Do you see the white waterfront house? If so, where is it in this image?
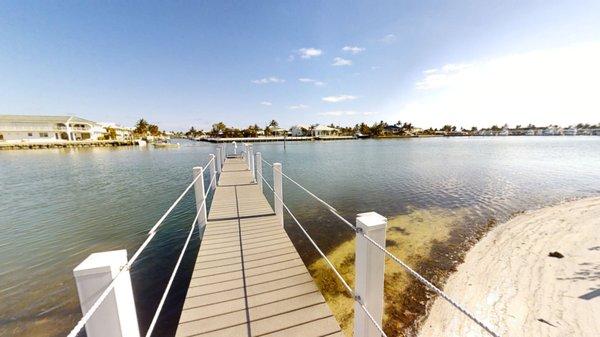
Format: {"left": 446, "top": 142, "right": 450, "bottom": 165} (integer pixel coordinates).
{"left": 563, "top": 127, "right": 577, "bottom": 136}
{"left": 311, "top": 125, "right": 339, "bottom": 137}
{"left": 0, "top": 115, "right": 106, "bottom": 143}
{"left": 290, "top": 124, "right": 311, "bottom": 137}
{"left": 99, "top": 122, "right": 134, "bottom": 140}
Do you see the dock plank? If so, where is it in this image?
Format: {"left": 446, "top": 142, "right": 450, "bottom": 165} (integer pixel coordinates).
{"left": 176, "top": 157, "right": 343, "bottom": 337}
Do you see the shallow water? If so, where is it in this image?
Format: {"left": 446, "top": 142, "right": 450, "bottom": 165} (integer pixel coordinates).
{"left": 1, "top": 137, "right": 599, "bottom": 336}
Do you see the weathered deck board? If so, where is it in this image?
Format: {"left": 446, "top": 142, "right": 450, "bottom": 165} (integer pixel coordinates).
{"left": 176, "top": 157, "right": 343, "bottom": 337}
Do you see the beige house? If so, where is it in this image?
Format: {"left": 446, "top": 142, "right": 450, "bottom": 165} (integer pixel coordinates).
{"left": 311, "top": 125, "right": 339, "bottom": 137}
{"left": 290, "top": 124, "right": 311, "bottom": 137}
{"left": 0, "top": 115, "right": 106, "bottom": 143}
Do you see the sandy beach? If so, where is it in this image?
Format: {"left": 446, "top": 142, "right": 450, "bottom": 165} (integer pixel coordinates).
{"left": 419, "top": 197, "right": 600, "bottom": 337}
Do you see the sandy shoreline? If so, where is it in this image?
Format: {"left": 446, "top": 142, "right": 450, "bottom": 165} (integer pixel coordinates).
{"left": 419, "top": 197, "right": 600, "bottom": 337}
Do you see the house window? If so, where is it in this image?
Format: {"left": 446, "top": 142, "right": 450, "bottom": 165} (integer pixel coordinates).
{"left": 39, "top": 132, "right": 49, "bottom": 137}
{"left": 28, "top": 132, "right": 33, "bottom": 137}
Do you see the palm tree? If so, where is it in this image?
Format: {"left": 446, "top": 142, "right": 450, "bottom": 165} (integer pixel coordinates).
{"left": 148, "top": 124, "right": 160, "bottom": 136}
{"left": 134, "top": 118, "right": 149, "bottom": 134}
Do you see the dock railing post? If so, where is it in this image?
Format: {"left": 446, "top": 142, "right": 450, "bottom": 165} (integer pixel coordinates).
{"left": 193, "top": 166, "right": 208, "bottom": 228}
{"left": 255, "top": 152, "right": 262, "bottom": 193}
{"left": 216, "top": 147, "right": 222, "bottom": 175}
{"left": 273, "top": 162, "right": 283, "bottom": 226}
{"left": 247, "top": 145, "right": 253, "bottom": 171}
{"left": 208, "top": 154, "right": 216, "bottom": 191}
{"left": 221, "top": 144, "right": 226, "bottom": 165}
{"left": 250, "top": 146, "right": 256, "bottom": 182}
{"left": 73, "top": 250, "right": 140, "bottom": 337}
{"left": 354, "top": 212, "right": 387, "bottom": 337}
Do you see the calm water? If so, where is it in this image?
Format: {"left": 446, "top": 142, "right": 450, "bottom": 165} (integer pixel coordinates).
{"left": 1, "top": 137, "right": 600, "bottom": 336}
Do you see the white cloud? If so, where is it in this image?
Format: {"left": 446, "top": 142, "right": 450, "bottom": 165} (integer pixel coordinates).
{"left": 318, "top": 110, "right": 376, "bottom": 116}
{"left": 298, "top": 48, "right": 323, "bottom": 59}
{"left": 415, "top": 64, "right": 472, "bottom": 90}
{"left": 332, "top": 57, "right": 352, "bottom": 66}
{"left": 288, "top": 104, "right": 309, "bottom": 110}
{"left": 260, "top": 101, "right": 272, "bottom": 106}
{"left": 322, "top": 94, "right": 357, "bottom": 103}
{"left": 252, "top": 77, "right": 285, "bottom": 84}
{"left": 393, "top": 43, "right": 600, "bottom": 127}
{"left": 380, "top": 34, "right": 396, "bottom": 44}
{"left": 298, "top": 78, "right": 325, "bottom": 86}
{"left": 342, "top": 46, "right": 365, "bottom": 54}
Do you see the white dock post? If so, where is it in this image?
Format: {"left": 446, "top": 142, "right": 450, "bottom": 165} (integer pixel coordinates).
{"left": 247, "top": 145, "right": 253, "bottom": 171}
{"left": 255, "top": 152, "right": 263, "bottom": 193}
{"left": 221, "top": 144, "right": 226, "bottom": 165}
{"left": 208, "top": 154, "right": 216, "bottom": 191}
{"left": 250, "top": 146, "right": 256, "bottom": 182}
{"left": 354, "top": 212, "right": 387, "bottom": 337}
{"left": 216, "top": 147, "right": 222, "bottom": 175}
{"left": 73, "top": 250, "right": 140, "bottom": 337}
{"left": 193, "top": 166, "right": 207, "bottom": 228}
{"left": 273, "top": 162, "right": 283, "bottom": 226}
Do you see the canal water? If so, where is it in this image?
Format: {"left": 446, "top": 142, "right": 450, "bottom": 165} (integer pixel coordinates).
{"left": 1, "top": 137, "right": 600, "bottom": 336}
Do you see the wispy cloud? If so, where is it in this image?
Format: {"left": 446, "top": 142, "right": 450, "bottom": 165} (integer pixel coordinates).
{"left": 260, "top": 101, "right": 272, "bottom": 106}
{"left": 298, "top": 78, "right": 325, "bottom": 86}
{"left": 322, "top": 94, "right": 357, "bottom": 103}
{"left": 332, "top": 57, "right": 352, "bottom": 66}
{"left": 288, "top": 104, "right": 309, "bottom": 110}
{"left": 252, "top": 77, "right": 285, "bottom": 84}
{"left": 342, "top": 46, "right": 365, "bottom": 54}
{"left": 415, "top": 63, "right": 471, "bottom": 90}
{"left": 298, "top": 48, "right": 323, "bottom": 59}
{"left": 318, "top": 110, "right": 376, "bottom": 116}
{"left": 380, "top": 34, "right": 396, "bottom": 44}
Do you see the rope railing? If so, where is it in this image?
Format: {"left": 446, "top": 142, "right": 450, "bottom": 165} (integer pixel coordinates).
{"left": 68, "top": 156, "right": 217, "bottom": 337}
{"left": 255, "top": 167, "right": 389, "bottom": 337}
{"left": 259, "top": 157, "right": 500, "bottom": 337}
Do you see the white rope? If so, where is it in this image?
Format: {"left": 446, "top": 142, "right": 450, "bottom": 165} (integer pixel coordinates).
{"left": 259, "top": 157, "right": 501, "bottom": 337}
{"left": 256, "top": 170, "right": 388, "bottom": 337}
{"left": 145, "top": 212, "right": 200, "bottom": 336}
{"left": 205, "top": 171, "right": 217, "bottom": 198}
{"left": 359, "top": 232, "right": 500, "bottom": 337}
{"left": 145, "top": 176, "right": 220, "bottom": 336}
{"left": 260, "top": 158, "right": 355, "bottom": 231}
{"left": 68, "top": 156, "right": 215, "bottom": 337}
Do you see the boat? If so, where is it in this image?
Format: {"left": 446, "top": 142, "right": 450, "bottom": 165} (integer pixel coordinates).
{"left": 152, "top": 142, "right": 180, "bottom": 148}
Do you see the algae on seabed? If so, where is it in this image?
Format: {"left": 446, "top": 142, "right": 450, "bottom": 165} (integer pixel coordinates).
{"left": 307, "top": 207, "right": 469, "bottom": 336}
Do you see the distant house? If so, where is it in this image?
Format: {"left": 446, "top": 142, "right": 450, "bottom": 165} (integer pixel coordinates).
{"left": 99, "top": 123, "right": 133, "bottom": 140}
{"left": 383, "top": 124, "right": 402, "bottom": 135}
{"left": 563, "top": 127, "right": 577, "bottom": 136}
{"left": 269, "top": 127, "right": 289, "bottom": 136}
{"left": 290, "top": 124, "right": 311, "bottom": 137}
{"left": 0, "top": 115, "right": 106, "bottom": 143}
{"left": 312, "top": 125, "right": 339, "bottom": 137}
{"left": 543, "top": 126, "right": 563, "bottom": 136}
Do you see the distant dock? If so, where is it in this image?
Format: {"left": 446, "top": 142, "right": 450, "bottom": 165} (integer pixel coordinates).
{"left": 199, "top": 136, "right": 355, "bottom": 143}
{"left": 0, "top": 140, "right": 139, "bottom": 150}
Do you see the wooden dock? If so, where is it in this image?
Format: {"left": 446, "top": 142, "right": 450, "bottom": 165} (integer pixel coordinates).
{"left": 176, "top": 157, "right": 343, "bottom": 337}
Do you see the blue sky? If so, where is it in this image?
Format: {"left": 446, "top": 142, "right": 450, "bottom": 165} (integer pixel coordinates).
{"left": 1, "top": 1, "right": 599, "bottom": 131}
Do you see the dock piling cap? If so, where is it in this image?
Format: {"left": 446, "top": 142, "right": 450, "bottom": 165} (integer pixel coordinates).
{"left": 357, "top": 212, "right": 387, "bottom": 231}
{"left": 73, "top": 249, "right": 127, "bottom": 277}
